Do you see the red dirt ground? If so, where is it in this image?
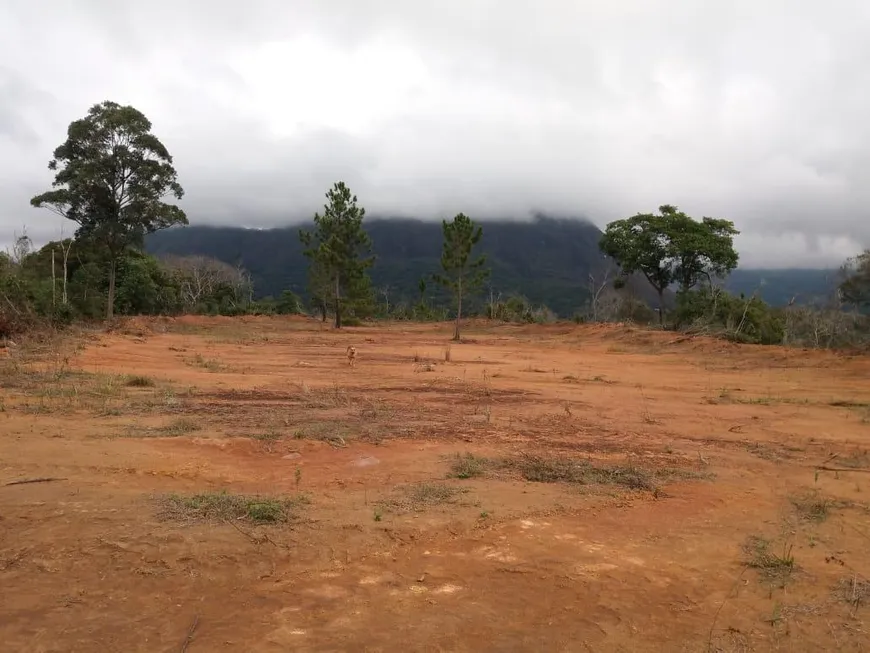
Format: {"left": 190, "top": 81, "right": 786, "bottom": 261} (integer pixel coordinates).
{"left": 1, "top": 316, "right": 869, "bottom": 652}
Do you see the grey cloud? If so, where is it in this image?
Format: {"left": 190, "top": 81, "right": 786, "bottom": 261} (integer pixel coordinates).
{"left": 0, "top": 67, "right": 59, "bottom": 145}
{"left": 2, "top": 0, "right": 870, "bottom": 268}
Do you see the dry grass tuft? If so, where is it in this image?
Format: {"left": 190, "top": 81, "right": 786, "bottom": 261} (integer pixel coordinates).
{"left": 444, "top": 451, "right": 712, "bottom": 492}
{"left": 834, "top": 575, "right": 870, "bottom": 609}
{"left": 742, "top": 535, "right": 796, "bottom": 584}
{"left": 379, "top": 482, "right": 468, "bottom": 513}
{"left": 790, "top": 491, "right": 833, "bottom": 522}
{"left": 124, "top": 375, "right": 156, "bottom": 388}
{"left": 504, "top": 454, "right": 657, "bottom": 490}
{"left": 158, "top": 490, "right": 308, "bottom": 524}
{"left": 447, "top": 453, "right": 492, "bottom": 479}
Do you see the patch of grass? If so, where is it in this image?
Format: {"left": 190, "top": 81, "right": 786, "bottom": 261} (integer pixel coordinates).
{"left": 357, "top": 396, "right": 393, "bottom": 421}
{"left": 745, "top": 442, "right": 793, "bottom": 462}
{"left": 85, "top": 374, "right": 127, "bottom": 399}
{"left": 834, "top": 576, "right": 870, "bottom": 609}
{"left": 829, "top": 400, "right": 870, "bottom": 409}
{"left": 739, "top": 396, "right": 773, "bottom": 405}
{"left": 125, "top": 375, "right": 155, "bottom": 388}
{"left": 447, "top": 452, "right": 492, "bottom": 479}
{"left": 838, "top": 450, "right": 870, "bottom": 469}
{"left": 124, "top": 417, "right": 202, "bottom": 438}
{"left": 712, "top": 388, "right": 811, "bottom": 407}
{"left": 790, "top": 491, "right": 832, "bottom": 522}
{"left": 302, "top": 383, "right": 352, "bottom": 409}
{"left": 380, "top": 482, "right": 468, "bottom": 513}
{"left": 158, "top": 418, "right": 201, "bottom": 436}
{"left": 292, "top": 421, "right": 349, "bottom": 447}
{"left": 653, "top": 467, "right": 716, "bottom": 482}
{"left": 251, "top": 430, "right": 283, "bottom": 442}
{"left": 504, "top": 455, "right": 656, "bottom": 490}
{"left": 444, "top": 453, "right": 711, "bottom": 492}
{"left": 188, "top": 353, "right": 226, "bottom": 372}
{"left": 158, "top": 490, "right": 307, "bottom": 524}
{"left": 742, "top": 535, "right": 796, "bottom": 584}
{"left": 736, "top": 395, "right": 810, "bottom": 406}
{"left": 7, "top": 367, "right": 151, "bottom": 416}
{"left": 406, "top": 482, "right": 464, "bottom": 505}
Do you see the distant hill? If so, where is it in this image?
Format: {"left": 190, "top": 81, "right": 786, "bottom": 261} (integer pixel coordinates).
{"left": 146, "top": 216, "right": 623, "bottom": 316}
{"left": 723, "top": 268, "right": 840, "bottom": 306}
{"left": 145, "top": 217, "right": 843, "bottom": 315}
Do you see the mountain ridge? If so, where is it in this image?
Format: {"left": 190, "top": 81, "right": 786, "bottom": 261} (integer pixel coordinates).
{"left": 145, "top": 217, "right": 841, "bottom": 315}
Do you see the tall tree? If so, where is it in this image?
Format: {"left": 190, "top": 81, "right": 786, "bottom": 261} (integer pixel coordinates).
{"left": 298, "top": 181, "right": 374, "bottom": 328}
{"left": 599, "top": 205, "right": 739, "bottom": 325}
{"left": 30, "top": 100, "right": 187, "bottom": 319}
{"left": 418, "top": 278, "right": 427, "bottom": 307}
{"left": 671, "top": 215, "right": 740, "bottom": 292}
{"left": 307, "top": 258, "right": 331, "bottom": 322}
{"left": 839, "top": 250, "right": 870, "bottom": 309}
{"left": 434, "top": 213, "right": 488, "bottom": 341}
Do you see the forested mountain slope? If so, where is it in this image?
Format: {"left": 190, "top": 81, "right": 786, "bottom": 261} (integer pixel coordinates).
{"left": 147, "top": 216, "right": 839, "bottom": 314}
{"left": 147, "top": 216, "right": 614, "bottom": 316}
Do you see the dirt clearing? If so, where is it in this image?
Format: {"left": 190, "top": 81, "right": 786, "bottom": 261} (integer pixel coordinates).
{"left": 2, "top": 316, "right": 869, "bottom": 651}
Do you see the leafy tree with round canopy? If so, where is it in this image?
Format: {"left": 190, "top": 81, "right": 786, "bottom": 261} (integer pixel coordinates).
{"left": 30, "top": 100, "right": 187, "bottom": 319}
{"left": 599, "top": 205, "right": 739, "bottom": 325}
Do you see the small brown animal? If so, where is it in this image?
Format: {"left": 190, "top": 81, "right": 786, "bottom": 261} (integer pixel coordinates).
{"left": 346, "top": 345, "right": 357, "bottom": 368}
{"left": 0, "top": 338, "right": 17, "bottom": 357}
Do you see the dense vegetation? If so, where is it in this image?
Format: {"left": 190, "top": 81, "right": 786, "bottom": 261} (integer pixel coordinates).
{"left": 5, "top": 99, "right": 870, "bottom": 351}
{"left": 148, "top": 216, "right": 627, "bottom": 317}
{"left": 146, "top": 221, "right": 841, "bottom": 311}
{"left": 30, "top": 101, "right": 188, "bottom": 319}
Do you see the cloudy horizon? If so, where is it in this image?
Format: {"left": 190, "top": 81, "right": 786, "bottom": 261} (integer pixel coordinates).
{"left": 2, "top": 0, "right": 869, "bottom": 268}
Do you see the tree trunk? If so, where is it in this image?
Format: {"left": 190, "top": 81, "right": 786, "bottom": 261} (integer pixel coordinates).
{"left": 318, "top": 299, "right": 327, "bottom": 322}
{"left": 51, "top": 249, "right": 56, "bottom": 308}
{"left": 453, "top": 278, "right": 462, "bottom": 341}
{"left": 106, "top": 258, "right": 117, "bottom": 320}
{"left": 62, "top": 245, "right": 69, "bottom": 305}
{"left": 334, "top": 276, "right": 342, "bottom": 329}
{"left": 657, "top": 288, "right": 664, "bottom": 327}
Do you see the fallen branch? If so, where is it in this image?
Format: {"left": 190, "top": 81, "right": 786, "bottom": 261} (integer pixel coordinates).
{"left": 815, "top": 466, "right": 870, "bottom": 474}
{"left": 707, "top": 567, "right": 749, "bottom": 652}
{"left": 223, "top": 518, "right": 278, "bottom": 548}
{"left": 224, "top": 518, "right": 260, "bottom": 543}
{"left": 180, "top": 614, "right": 199, "bottom": 653}
{"left": 5, "top": 477, "right": 67, "bottom": 486}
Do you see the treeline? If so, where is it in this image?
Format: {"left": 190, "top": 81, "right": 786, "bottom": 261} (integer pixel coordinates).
{"left": 146, "top": 217, "right": 654, "bottom": 318}
{"left": 0, "top": 233, "right": 304, "bottom": 334}
{"left": 6, "top": 98, "right": 870, "bottom": 351}
{"left": 597, "top": 204, "right": 870, "bottom": 348}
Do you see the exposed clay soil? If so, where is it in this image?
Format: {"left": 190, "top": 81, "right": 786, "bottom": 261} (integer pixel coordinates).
{"left": 2, "top": 316, "right": 869, "bottom": 652}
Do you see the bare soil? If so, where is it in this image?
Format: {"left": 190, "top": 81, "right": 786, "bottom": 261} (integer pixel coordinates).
{"left": 1, "top": 316, "right": 869, "bottom": 652}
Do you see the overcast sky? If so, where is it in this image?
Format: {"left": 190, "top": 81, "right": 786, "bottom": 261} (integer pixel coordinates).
{"left": 1, "top": 0, "right": 869, "bottom": 267}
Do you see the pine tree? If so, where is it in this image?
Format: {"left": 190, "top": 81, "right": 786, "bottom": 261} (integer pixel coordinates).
{"left": 299, "top": 182, "right": 375, "bottom": 328}
{"left": 434, "top": 213, "right": 488, "bottom": 340}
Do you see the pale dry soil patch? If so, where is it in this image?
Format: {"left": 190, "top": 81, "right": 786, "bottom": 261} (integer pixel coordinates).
{"left": 1, "top": 316, "right": 869, "bottom": 652}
